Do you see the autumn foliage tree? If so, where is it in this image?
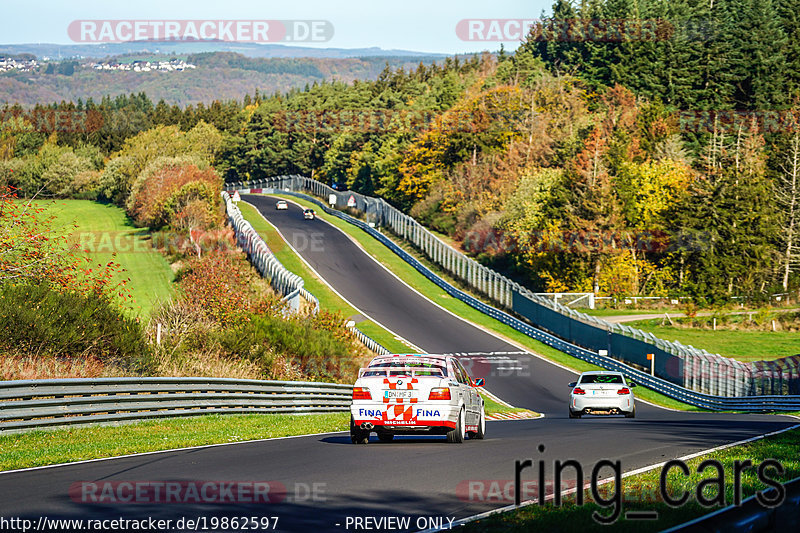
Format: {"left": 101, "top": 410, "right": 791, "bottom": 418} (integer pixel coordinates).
{"left": 126, "top": 162, "right": 223, "bottom": 231}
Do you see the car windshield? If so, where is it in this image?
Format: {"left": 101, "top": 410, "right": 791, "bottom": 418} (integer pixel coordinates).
{"left": 579, "top": 374, "right": 623, "bottom": 384}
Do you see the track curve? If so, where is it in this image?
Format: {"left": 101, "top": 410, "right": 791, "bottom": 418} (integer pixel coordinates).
{"left": 0, "top": 194, "right": 795, "bottom": 532}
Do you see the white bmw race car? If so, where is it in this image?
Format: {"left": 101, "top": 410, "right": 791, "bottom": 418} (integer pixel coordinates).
{"left": 568, "top": 371, "right": 637, "bottom": 418}
{"left": 350, "top": 354, "right": 486, "bottom": 443}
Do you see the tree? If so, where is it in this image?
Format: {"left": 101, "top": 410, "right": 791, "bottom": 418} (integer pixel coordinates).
{"left": 777, "top": 129, "right": 800, "bottom": 290}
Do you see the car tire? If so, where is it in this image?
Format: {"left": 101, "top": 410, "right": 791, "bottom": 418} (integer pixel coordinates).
{"left": 471, "top": 404, "right": 486, "bottom": 440}
{"left": 377, "top": 431, "right": 394, "bottom": 442}
{"left": 569, "top": 409, "right": 582, "bottom": 419}
{"left": 625, "top": 406, "right": 636, "bottom": 418}
{"left": 446, "top": 407, "right": 466, "bottom": 443}
{"left": 349, "top": 416, "right": 370, "bottom": 444}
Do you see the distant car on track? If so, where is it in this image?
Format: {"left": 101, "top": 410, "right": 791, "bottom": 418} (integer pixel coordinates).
{"left": 350, "top": 353, "right": 486, "bottom": 444}
{"left": 568, "top": 371, "right": 636, "bottom": 418}
{"left": 303, "top": 208, "right": 316, "bottom": 220}
{"left": 276, "top": 200, "right": 289, "bottom": 210}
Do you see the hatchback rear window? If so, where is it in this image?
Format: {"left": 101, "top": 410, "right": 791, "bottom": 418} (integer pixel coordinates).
{"left": 579, "top": 374, "right": 623, "bottom": 384}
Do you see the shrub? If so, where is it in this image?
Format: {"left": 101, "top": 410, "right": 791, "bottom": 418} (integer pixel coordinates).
{"left": 0, "top": 283, "right": 151, "bottom": 372}
{"left": 216, "top": 314, "right": 360, "bottom": 382}
{"left": 127, "top": 162, "right": 222, "bottom": 230}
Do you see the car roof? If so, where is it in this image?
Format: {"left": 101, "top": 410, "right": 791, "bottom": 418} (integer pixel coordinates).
{"left": 579, "top": 370, "right": 624, "bottom": 376}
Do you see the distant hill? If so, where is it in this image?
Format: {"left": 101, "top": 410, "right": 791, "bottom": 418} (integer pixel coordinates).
{"left": 0, "top": 41, "right": 448, "bottom": 61}
{"left": 0, "top": 51, "right": 451, "bottom": 107}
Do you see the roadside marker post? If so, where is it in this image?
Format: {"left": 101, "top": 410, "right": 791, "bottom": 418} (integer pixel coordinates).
{"left": 647, "top": 353, "right": 654, "bottom": 376}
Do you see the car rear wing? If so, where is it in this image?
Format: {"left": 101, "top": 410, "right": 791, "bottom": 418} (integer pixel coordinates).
{"left": 358, "top": 365, "right": 446, "bottom": 379}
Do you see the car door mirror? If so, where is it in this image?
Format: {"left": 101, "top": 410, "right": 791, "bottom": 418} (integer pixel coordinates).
{"left": 472, "top": 378, "right": 485, "bottom": 387}
{"left": 568, "top": 381, "right": 577, "bottom": 388}
{"left": 628, "top": 382, "right": 637, "bottom": 387}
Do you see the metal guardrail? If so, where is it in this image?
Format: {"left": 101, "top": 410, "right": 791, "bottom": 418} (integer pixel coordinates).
{"left": 230, "top": 181, "right": 800, "bottom": 411}
{"left": 663, "top": 476, "right": 800, "bottom": 532}
{"left": 231, "top": 176, "right": 800, "bottom": 399}
{"left": 0, "top": 377, "right": 352, "bottom": 434}
{"left": 222, "top": 191, "right": 305, "bottom": 299}
{"left": 349, "top": 326, "right": 390, "bottom": 355}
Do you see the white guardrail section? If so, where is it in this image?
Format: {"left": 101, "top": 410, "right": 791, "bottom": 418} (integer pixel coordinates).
{"left": 227, "top": 176, "right": 800, "bottom": 405}
{"left": 222, "top": 191, "right": 388, "bottom": 354}
{"left": 0, "top": 378, "right": 352, "bottom": 434}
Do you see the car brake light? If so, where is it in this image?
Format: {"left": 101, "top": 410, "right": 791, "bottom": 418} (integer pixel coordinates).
{"left": 617, "top": 388, "right": 630, "bottom": 395}
{"left": 428, "top": 388, "right": 451, "bottom": 400}
{"left": 572, "top": 387, "right": 586, "bottom": 395}
{"left": 352, "top": 387, "right": 371, "bottom": 400}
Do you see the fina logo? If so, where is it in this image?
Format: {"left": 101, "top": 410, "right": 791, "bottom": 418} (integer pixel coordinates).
{"left": 416, "top": 410, "right": 441, "bottom": 417}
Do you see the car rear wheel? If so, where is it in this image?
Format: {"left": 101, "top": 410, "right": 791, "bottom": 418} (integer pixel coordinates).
{"left": 569, "top": 409, "right": 582, "bottom": 419}
{"left": 468, "top": 403, "right": 486, "bottom": 440}
{"left": 624, "top": 406, "right": 636, "bottom": 418}
{"left": 350, "top": 416, "right": 370, "bottom": 444}
{"left": 446, "top": 407, "right": 466, "bottom": 443}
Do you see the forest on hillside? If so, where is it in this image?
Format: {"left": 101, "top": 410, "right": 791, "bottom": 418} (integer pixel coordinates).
{"left": 2, "top": 0, "right": 800, "bottom": 304}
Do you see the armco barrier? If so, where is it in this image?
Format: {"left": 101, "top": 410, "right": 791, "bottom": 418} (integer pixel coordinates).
{"left": 0, "top": 377, "right": 352, "bottom": 434}
{"left": 222, "top": 190, "right": 305, "bottom": 299}
{"left": 231, "top": 182, "right": 800, "bottom": 411}
{"left": 231, "top": 176, "right": 800, "bottom": 399}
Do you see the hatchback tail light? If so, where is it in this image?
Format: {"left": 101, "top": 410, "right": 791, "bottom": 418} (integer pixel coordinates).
{"left": 617, "top": 388, "right": 630, "bottom": 395}
{"left": 352, "top": 387, "right": 371, "bottom": 400}
{"left": 572, "top": 387, "right": 586, "bottom": 395}
{"left": 428, "top": 388, "right": 451, "bottom": 400}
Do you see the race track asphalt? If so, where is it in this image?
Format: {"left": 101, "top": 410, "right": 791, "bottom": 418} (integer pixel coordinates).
{"left": 0, "top": 195, "right": 795, "bottom": 532}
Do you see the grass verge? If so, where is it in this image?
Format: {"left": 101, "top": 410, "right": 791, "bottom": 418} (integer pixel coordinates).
{"left": 460, "top": 426, "right": 800, "bottom": 532}
{"left": 0, "top": 412, "right": 350, "bottom": 472}
{"left": 40, "top": 199, "right": 175, "bottom": 317}
{"left": 0, "top": 398, "right": 537, "bottom": 471}
{"left": 268, "top": 195, "right": 701, "bottom": 412}
{"left": 627, "top": 321, "right": 800, "bottom": 362}
{"left": 481, "top": 392, "right": 536, "bottom": 417}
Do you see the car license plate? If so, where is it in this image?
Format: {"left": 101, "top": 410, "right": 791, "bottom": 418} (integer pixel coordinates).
{"left": 593, "top": 390, "right": 610, "bottom": 396}
{"left": 384, "top": 390, "right": 414, "bottom": 399}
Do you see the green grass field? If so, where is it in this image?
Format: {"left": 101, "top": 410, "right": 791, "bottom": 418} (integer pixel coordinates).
{"left": 626, "top": 321, "right": 800, "bottom": 362}
{"left": 38, "top": 200, "right": 175, "bottom": 317}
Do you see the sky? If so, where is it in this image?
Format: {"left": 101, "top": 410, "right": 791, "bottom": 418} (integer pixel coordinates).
{"left": 2, "top": 0, "right": 554, "bottom": 54}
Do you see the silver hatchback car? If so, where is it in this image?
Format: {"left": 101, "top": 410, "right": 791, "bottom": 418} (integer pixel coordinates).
{"left": 568, "top": 371, "right": 637, "bottom": 418}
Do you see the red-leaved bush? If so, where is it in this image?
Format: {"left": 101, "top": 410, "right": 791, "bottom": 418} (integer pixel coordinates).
{"left": 127, "top": 163, "right": 223, "bottom": 230}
